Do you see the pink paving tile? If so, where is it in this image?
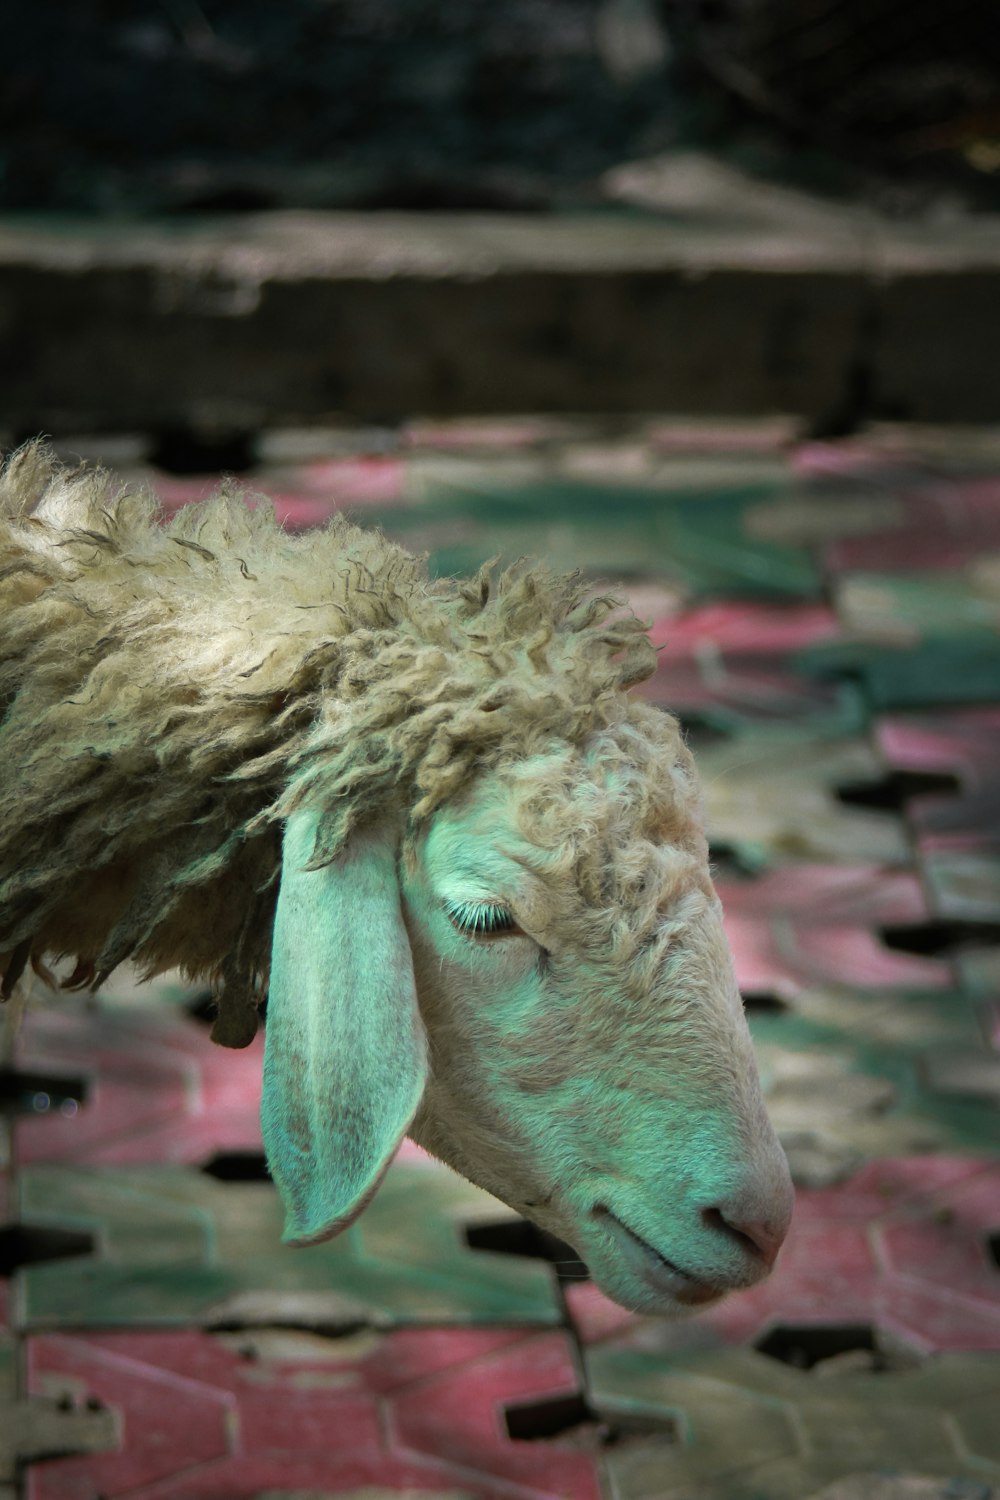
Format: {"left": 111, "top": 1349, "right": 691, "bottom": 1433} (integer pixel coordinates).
{"left": 776, "top": 923, "right": 950, "bottom": 989}
{"left": 28, "top": 1333, "right": 234, "bottom": 1496}
{"left": 877, "top": 709, "right": 1000, "bottom": 784}
{"left": 16, "top": 1003, "right": 264, "bottom": 1166}
{"left": 16, "top": 1002, "right": 458, "bottom": 1172}
{"left": 880, "top": 1163, "right": 1000, "bottom": 1280}
{"left": 391, "top": 1331, "right": 603, "bottom": 1497}
{"left": 16, "top": 1051, "right": 191, "bottom": 1165}
{"left": 716, "top": 866, "right": 953, "bottom": 994}
{"left": 877, "top": 709, "right": 1000, "bottom": 850}
{"left": 640, "top": 654, "right": 849, "bottom": 724}
{"left": 110, "top": 1457, "right": 522, "bottom": 1500}
{"left": 809, "top": 1156, "right": 993, "bottom": 1216}
{"left": 723, "top": 912, "right": 949, "bottom": 991}
{"left": 790, "top": 441, "right": 890, "bottom": 476}
{"left": 639, "top": 602, "right": 849, "bottom": 724}
{"left": 716, "top": 865, "right": 930, "bottom": 925}
{"left": 872, "top": 1277, "right": 1000, "bottom": 1353}
{"left": 350, "top": 1326, "right": 530, "bottom": 1393}
{"left": 740, "top": 1226, "right": 883, "bottom": 1331}
{"left": 880, "top": 1218, "right": 995, "bottom": 1298}
{"left": 824, "top": 477, "right": 1000, "bottom": 574}
{"left": 649, "top": 602, "right": 842, "bottom": 656}
{"left": 288, "top": 454, "right": 407, "bottom": 505}
{"left": 27, "top": 1328, "right": 603, "bottom": 1500}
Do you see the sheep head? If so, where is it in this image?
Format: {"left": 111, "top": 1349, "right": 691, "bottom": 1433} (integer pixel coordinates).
{"left": 264, "top": 710, "right": 793, "bottom": 1318}
{"left": 0, "top": 445, "right": 791, "bottom": 1315}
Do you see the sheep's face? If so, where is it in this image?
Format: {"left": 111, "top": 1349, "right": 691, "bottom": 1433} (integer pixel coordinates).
{"left": 400, "top": 729, "right": 793, "bottom": 1316}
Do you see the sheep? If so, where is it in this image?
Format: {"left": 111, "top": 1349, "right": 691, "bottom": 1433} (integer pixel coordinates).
{"left": 0, "top": 441, "right": 792, "bottom": 1316}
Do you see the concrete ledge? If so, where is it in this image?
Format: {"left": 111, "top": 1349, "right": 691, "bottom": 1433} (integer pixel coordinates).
{"left": 3, "top": 194, "right": 1000, "bottom": 432}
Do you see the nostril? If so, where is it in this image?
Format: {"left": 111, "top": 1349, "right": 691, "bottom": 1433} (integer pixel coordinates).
{"left": 702, "top": 1206, "right": 761, "bottom": 1257}
{"left": 702, "top": 1205, "right": 784, "bottom": 1268}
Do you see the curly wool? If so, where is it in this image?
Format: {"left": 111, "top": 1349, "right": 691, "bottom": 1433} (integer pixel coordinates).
{"left": 0, "top": 442, "right": 673, "bottom": 1042}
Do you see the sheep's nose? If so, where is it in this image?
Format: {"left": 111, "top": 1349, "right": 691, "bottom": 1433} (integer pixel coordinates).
{"left": 702, "top": 1171, "right": 794, "bottom": 1270}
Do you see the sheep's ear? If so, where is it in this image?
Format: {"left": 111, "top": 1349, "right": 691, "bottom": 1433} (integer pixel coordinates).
{"left": 262, "top": 811, "right": 427, "bottom": 1246}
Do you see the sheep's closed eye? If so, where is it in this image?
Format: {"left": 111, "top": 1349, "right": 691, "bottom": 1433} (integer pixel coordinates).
{"left": 446, "top": 900, "right": 521, "bottom": 939}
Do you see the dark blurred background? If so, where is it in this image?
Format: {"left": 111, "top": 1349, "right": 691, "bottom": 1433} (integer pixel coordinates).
{"left": 5, "top": 0, "right": 1000, "bottom": 216}
{"left": 3, "top": 1, "right": 1000, "bottom": 441}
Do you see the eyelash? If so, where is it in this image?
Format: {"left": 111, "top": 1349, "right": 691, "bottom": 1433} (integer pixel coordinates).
{"left": 445, "top": 900, "right": 518, "bottom": 937}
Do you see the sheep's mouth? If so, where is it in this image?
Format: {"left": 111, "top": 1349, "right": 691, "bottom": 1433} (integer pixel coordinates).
{"left": 593, "top": 1204, "right": 721, "bottom": 1305}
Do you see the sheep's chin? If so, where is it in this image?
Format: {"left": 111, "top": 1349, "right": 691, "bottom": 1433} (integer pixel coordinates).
{"left": 588, "top": 1266, "right": 723, "bottom": 1318}
{"left": 574, "top": 1230, "right": 729, "bottom": 1318}
{"left": 507, "top": 1194, "right": 745, "bottom": 1317}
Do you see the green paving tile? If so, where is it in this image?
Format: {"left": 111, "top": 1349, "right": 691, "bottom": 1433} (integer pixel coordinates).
{"left": 740, "top": 486, "right": 910, "bottom": 551}
{"left": 698, "top": 728, "right": 910, "bottom": 868}
{"left": 586, "top": 1346, "right": 1000, "bottom": 1500}
{"left": 0, "top": 1337, "right": 13, "bottom": 1407}
{"left": 773, "top": 986, "right": 986, "bottom": 1053}
{"left": 0, "top": 1330, "right": 115, "bottom": 1481}
{"left": 921, "top": 1048, "right": 1000, "bottom": 1105}
{"left": 922, "top": 850, "right": 1000, "bottom": 924}
{"left": 375, "top": 469, "right": 690, "bottom": 581}
{"left": 957, "top": 947, "right": 1000, "bottom": 1049}
{"left": 750, "top": 999, "right": 1000, "bottom": 1181}
{"left": 676, "top": 679, "right": 872, "bottom": 742}
{"left": 370, "top": 466, "right": 820, "bottom": 597}
{"left": 660, "top": 487, "right": 823, "bottom": 599}
{"left": 958, "top": 948, "right": 1000, "bottom": 1001}
{"left": 835, "top": 572, "right": 1000, "bottom": 643}
{"left": 16, "top": 1160, "right": 560, "bottom": 1331}
{"left": 797, "top": 638, "right": 1000, "bottom": 711}
{"left": 806, "top": 1477, "right": 997, "bottom": 1499}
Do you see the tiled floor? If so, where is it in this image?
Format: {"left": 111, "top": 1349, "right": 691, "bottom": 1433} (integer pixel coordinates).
{"left": 5, "top": 418, "right": 999, "bottom": 1499}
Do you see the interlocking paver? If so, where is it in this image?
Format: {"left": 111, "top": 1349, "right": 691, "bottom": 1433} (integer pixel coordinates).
{"left": 835, "top": 570, "right": 1000, "bottom": 644}
{"left": 717, "top": 866, "right": 953, "bottom": 996}
{"left": 585, "top": 1344, "right": 1000, "bottom": 1500}
{"left": 798, "top": 636, "right": 1000, "bottom": 712}
{"left": 823, "top": 476, "right": 1000, "bottom": 576}
{"left": 747, "top": 983, "right": 999, "bottom": 1180}
{"left": 15, "top": 996, "right": 265, "bottom": 1166}
{"left": 876, "top": 709, "right": 1000, "bottom": 850}
{"left": 1, "top": 1292, "right": 114, "bottom": 1493}
{"left": 9, "top": 421, "right": 1000, "bottom": 1500}
{"left": 922, "top": 849, "right": 1000, "bottom": 924}
{"left": 696, "top": 725, "right": 909, "bottom": 868}
{"left": 26, "top": 1326, "right": 601, "bottom": 1500}
{"left": 16, "top": 1159, "right": 561, "bottom": 1330}
{"left": 638, "top": 600, "right": 864, "bottom": 734}
{"left": 958, "top": 947, "right": 1000, "bottom": 1051}
{"left": 806, "top": 1477, "right": 997, "bottom": 1500}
